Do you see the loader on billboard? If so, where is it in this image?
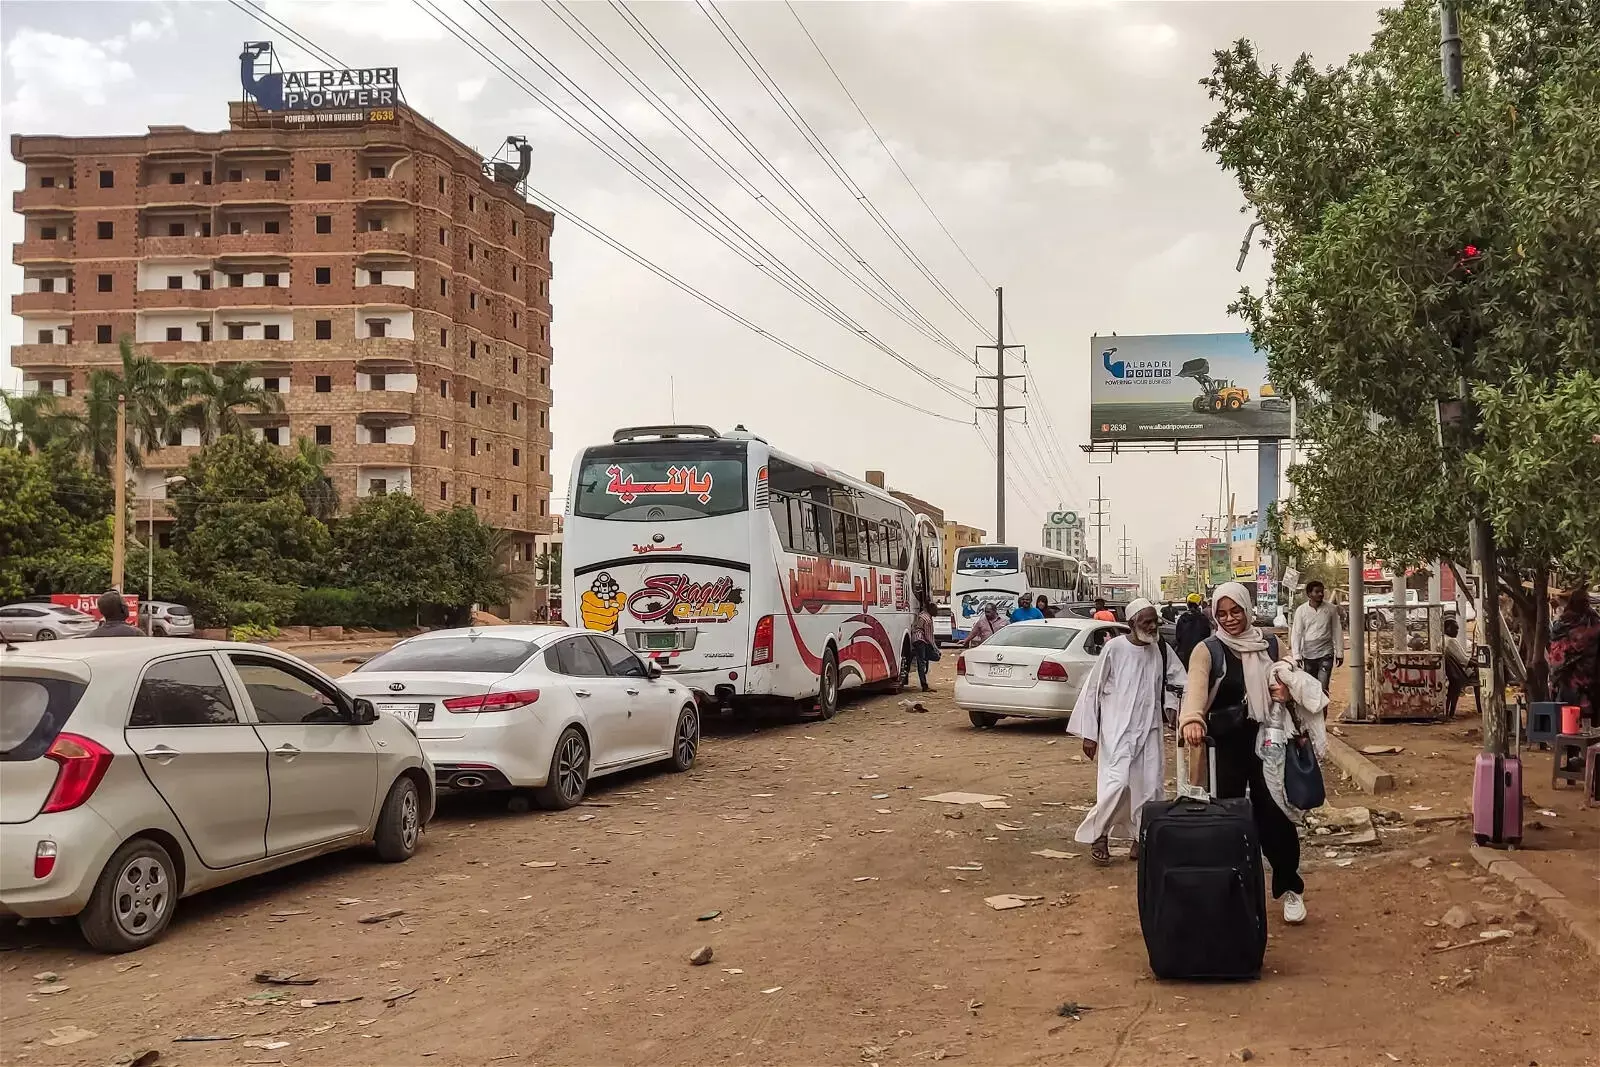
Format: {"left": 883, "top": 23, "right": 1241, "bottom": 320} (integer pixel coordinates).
{"left": 1089, "top": 333, "right": 1291, "bottom": 442}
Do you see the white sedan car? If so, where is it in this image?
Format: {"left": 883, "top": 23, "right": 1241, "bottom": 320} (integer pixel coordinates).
{"left": 956, "top": 619, "right": 1130, "bottom": 728}
{"left": 341, "top": 626, "right": 701, "bottom": 810}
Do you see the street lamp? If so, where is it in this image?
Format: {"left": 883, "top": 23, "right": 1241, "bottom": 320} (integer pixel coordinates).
{"left": 146, "top": 475, "right": 185, "bottom": 633}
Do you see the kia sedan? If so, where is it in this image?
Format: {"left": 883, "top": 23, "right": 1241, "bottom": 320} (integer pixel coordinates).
{"left": 0, "top": 640, "right": 434, "bottom": 952}
{"left": 341, "top": 626, "right": 701, "bottom": 810}
{"left": 0, "top": 603, "right": 98, "bottom": 642}
{"left": 956, "top": 619, "right": 1130, "bottom": 728}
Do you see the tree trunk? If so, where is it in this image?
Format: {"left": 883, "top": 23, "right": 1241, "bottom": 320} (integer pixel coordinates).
{"left": 1527, "top": 568, "right": 1550, "bottom": 702}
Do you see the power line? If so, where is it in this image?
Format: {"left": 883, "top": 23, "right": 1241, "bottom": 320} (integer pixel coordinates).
{"left": 699, "top": 0, "right": 990, "bottom": 341}
{"left": 240, "top": 0, "right": 973, "bottom": 425}
{"left": 410, "top": 0, "right": 974, "bottom": 409}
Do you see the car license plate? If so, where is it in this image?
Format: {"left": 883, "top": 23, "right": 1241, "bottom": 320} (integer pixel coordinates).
{"left": 988, "top": 663, "right": 1013, "bottom": 678}
{"left": 377, "top": 702, "right": 420, "bottom": 726}
{"left": 643, "top": 632, "right": 677, "bottom": 651}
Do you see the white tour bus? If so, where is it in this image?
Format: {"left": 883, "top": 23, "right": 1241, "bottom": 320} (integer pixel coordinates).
{"left": 563, "top": 425, "right": 940, "bottom": 718}
{"left": 950, "top": 545, "right": 1084, "bottom": 642}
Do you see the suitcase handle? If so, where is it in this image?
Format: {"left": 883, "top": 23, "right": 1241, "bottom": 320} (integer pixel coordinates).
{"left": 1174, "top": 732, "right": 1219, "bottom": 802}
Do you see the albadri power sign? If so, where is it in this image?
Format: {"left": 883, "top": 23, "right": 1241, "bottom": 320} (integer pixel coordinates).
{"left": 240, "top": 42, "right": 399, "bottom": 113}
{"left": 1088, "top": 333, "right": 1291, "bottom": 442}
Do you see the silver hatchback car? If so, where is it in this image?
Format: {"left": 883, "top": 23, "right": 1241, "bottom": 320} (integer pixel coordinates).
{"left": 138, "top": 601, "right": 196, "bottom": 637}
{"left": 0, "top": 639, "right": 435, "bottom": 952}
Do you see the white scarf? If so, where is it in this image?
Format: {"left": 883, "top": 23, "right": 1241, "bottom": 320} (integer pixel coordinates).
{"left": 1211, "top": 582, "right": 1273, "bottom": 723}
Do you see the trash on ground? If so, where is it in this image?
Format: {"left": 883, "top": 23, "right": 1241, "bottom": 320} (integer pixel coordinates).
{"left": 1232, "top": 1048, "right": 1256, "bottom": 1062}
{"left": 243, "top": 1039, "right": 292, "bottom": 1050}
{"left": 576, "top": 813, "right": 597, "bottom": 822}
{"left": 876, "top": 808, "right": 894, "bottom": 814}
{"left": 34, "top": 983, "right": 70, "bottom": 995}
{"left": 358, "top": 909, "right": 404, "bottom": 924}
{"left": 871, "top": 793, "right": 890, "bottom": 800}
{"left": 296, "top": 995, "right": 364, "bottom": 1007}
{"left": 921, "top": 792, "right": 1004, "bottom": 805}
{"left": 860, "top": 774, "right": 880, "bottom": 780}
{"left": 985, "top": 894, "right": 1042, "bottom": 911}
{"left": 689, "top": 946, "right": 714, "bottom": 965}
{"left": 980, "top": 800, "right": 1012, "bottom": 809}
{"left": 1056, "top": 1001, "right": 1093, "bottom": 1020}
{"left": 521, "top": 861, "right": 558, "bottom": 869}
{"left": 1410, "top": 857, "right": 1433, "bottom": 869}
{"left": 1360, "top": 745, "right": 1404, "bottom": 755}
{"left": 853, "top": 876, "right": 878, "bottom": 882}
{"left": 32, "top": 970, "right": 60, "bottom": 982}
{"left": 995, "top": 823, "right": 1025, "bottom": 831}
{"left": 947, "top": 864, "right": 984, "bottom": 871}
{"left": 698, "top": 910, "right": 721, "bottom": 921}
{"left": 1440, "top": 905, "right": 1477, "bottom": 930}
{"left": 382, "top": 988, "right": 417, "bottom": 1003}
{"left": 1032, "top": 849, "right": 1079, "bottom": 860}
{"left": 254, "top": 972, "right": 317, "bottom": 986}
{"left": 336, "top": 898, "right": 362, "bottom": 906}
{"left": 173, "top": 1034, "right": 242, "bottom": 1043}
{"left": 723, "top": 967, "right": 744, "bottom": 974}
{"left": 42, "top": 1027, "right": 97, "bottom": 1047}
{"left": 761, "top": 986, "right": 783, "bottom": 994}
{"left": 605, "top": 829, "right": 644, "bottom": 836}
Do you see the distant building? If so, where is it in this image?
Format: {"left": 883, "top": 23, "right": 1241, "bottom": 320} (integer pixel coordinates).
{"left": 1042, "top": 507, "right": 1087, "bottom": 557}
{"left": 940, "top": 520, "right": 986, "bottom": 597}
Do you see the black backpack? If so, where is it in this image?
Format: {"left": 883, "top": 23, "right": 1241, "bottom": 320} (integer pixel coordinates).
{"left": 1201, "top": 633, "right": 1280, "bottom": 736}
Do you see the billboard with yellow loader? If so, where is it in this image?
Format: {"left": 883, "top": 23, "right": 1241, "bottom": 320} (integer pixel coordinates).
{"left": 1089, "top": 333, "right": 1290, "bottom": 442}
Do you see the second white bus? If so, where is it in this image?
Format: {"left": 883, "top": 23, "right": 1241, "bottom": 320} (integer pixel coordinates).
{"left": 950, "top": 545, "right": 1085, "bottom": 642}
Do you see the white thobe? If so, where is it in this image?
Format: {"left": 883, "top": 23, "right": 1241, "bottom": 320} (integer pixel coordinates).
{"left": 1067, "top": 635, "right": 1186, "bottom": 843}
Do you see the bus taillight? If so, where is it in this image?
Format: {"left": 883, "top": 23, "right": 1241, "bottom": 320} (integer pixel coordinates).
{"left": 751, "top": 615, "right": 774, "bottom": 665}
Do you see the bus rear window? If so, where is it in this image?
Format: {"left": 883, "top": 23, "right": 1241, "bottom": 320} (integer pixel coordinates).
{"left": 574, "top": 454, "right": 747, "bottom": 521}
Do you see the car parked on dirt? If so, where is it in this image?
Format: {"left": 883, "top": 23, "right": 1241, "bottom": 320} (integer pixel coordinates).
{"left": 956, "top": 619, "right": 1130, "bottom": 728}
{"left": 137, "top": 601, "right": 195, "bottom": 637}
{"left": 0, "top": 603, "right": 98, "bottom": 642}
{"left": 341, "top": 626, "right": 701, "bottom": 810}
{"left": 0, "top": 640, "right": 433, "bottom": 953}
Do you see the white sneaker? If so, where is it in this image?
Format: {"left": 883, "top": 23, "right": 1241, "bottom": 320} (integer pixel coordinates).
{"left": 1282, "top": 891, "right": 1307, "bottom": 925}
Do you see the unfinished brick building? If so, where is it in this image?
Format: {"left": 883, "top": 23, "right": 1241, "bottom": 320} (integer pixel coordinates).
{"left": 10, "top": 102, "right": 555, "bottom": 554}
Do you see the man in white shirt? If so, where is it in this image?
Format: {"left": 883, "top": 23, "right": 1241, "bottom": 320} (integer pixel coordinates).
{"left": 1290, "top": 580, "right": 1343, "bottom": 695}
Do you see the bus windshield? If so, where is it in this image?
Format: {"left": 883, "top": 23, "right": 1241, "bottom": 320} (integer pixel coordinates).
{"left": 573, "top": 443, "right": 747, "bottom": 522}
{"left": 956, "top": 547, "right": 1019, "bottom": 575}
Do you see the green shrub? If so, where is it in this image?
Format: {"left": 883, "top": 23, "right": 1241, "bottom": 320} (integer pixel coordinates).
{"left": 230, "top": 622, "right": 281, "bottom": 643}
{"left": 294, "top": 587, "right": 368, "bottom": 627}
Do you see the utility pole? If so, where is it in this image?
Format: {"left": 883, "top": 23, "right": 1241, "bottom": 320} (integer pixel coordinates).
{"left": 1439, "top": 0, "right": 1505, "bottom": 757}
{"left": 1090, "top": 477, "right": 1110, "bottom": 598}
{"left": 975, "top": 287, "right": 1023, "bottom": 544}
{"left": 111, "top": 393, "right": 128, "bottom": 592}
{"left": 1118, "top": 526, "right": 1132, "bottom": 575}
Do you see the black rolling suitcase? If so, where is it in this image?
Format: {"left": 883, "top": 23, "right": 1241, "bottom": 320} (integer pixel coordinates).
{"left": 1137, "top": 735, "right": 1267, "bottom": 980}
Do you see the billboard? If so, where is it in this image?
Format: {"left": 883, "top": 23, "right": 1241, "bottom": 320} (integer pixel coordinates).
{"left": 241, "top": 42, "right": 400, "bottom": 121}
{"left": 1207, "top": 543, "right": 1232, "bottom": 586}
{"left": 1089, "top": 333, "right": 1290, "bottom": 442}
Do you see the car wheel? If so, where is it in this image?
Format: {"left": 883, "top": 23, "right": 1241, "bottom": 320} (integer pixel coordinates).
{"left": 816, "top": 648, "right": 840, "bottom": 720}
{"left": 373, "top": 776, "right": 422, "bottom": 862}
{"left": 534, "top": 727, "right": 589, "bottom": 810}
{"left": 668, "top": 704, "right": 699, "bottom": 772}
{"left": 78, "top": 838, "right": 177, "bottom": 954}
{"left": 152, "top": 625, "right": 167, "bottom": 637}
{"left": 35, "top": 629, "right": 57, "bottom": 641}
{"left": 968, "top": 710, "right": 1001, "bottom": 729}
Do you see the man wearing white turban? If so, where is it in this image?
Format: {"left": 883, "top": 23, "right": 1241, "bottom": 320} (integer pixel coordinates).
{"left": 1067, "top": 597, "right": 1187, "bottom": 866}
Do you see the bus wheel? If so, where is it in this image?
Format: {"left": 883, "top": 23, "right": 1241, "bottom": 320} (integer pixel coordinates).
{"left": 815, "top": 649, "right": 840, "bottom": 720}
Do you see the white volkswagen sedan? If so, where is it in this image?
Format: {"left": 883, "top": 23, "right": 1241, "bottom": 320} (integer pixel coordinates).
{"left": 956, "top": 619, "right": 1130, "bottom": 728}
{"left": 341, "top": 626, "right": 701, "bottom": 810}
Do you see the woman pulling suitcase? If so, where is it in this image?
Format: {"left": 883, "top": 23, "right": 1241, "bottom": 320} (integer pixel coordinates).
{"left": 1178, "top": 582, "right": 1310, "bottom": 926}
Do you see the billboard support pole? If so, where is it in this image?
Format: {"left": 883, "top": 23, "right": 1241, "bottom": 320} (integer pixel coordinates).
{"left": 1256, "top": 439, "right": 1279, "bottom": 617}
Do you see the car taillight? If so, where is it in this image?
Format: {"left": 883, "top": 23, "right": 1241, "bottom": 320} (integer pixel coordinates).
{"left": 751, "top": 615, "right": 774, "bottom": 666}
{"left": 956, "top": 654, "right": 966, "bottom": 676}
{"left": 1037, "top": 660, "right": 1069, "bottom": 681}
{"left": 34, "top": 841, "right": 58, "bottom": 880}
{"left": 443, "top": 689, "right": 541, "bottom": 713}
{"left": 41, "top": 734, "right": 113, "bottom": 814}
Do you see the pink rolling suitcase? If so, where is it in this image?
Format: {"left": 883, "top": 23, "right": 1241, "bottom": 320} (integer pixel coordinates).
{"left": 1472, "top": 714, "right": 1522, "bottom": 847}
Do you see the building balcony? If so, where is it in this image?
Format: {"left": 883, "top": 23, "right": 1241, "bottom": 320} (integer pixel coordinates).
{"left": 527, "top": 382, "right": 553, "bottom": 405}
{"left": 8, "top": 343, "right": 100, "bottom": 368}
{"left": 354, "top": 229, "right": 413, "bottom": 255}
{"left": 305, "top": 389, "right": 419, "bottom": 416}
{"left": 136, "top": 287, "right": 218, "bottom": 310}
{"left": 138, "top": 184, "right": 219, "bottom": 208}
{"left": 12, "top": 290, "right": 73, "bottom": 315}
{"left": 214, "top": 286, "right": 290, "bottom": 308}
{"left": 353, "top": 283, "right": 415, "bottom": 306}
{"left": 139, "top": 235, "right": 214, "bottom": 257}
{"left": 352, "top": 442, "right": 417, "bottom": 466}
{"left": 356, "top": 177, "right": 411, "bottom": 203}
{"left": 218, "top": 180, "right": 289, "bottom": 204}
{"left": 13, "top": 238, "right": 75, "bottom": 264}
{"left": 357, "top": 390, "right": 419, "bottom": 417}
{"left": 215, "top": 232, "right": 290, "bottom": 256}
{"left": 13, "top": 187, "right": 75, "bottom": 212}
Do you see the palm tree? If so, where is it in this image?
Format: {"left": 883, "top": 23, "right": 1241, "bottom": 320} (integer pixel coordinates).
{"left": 295, "top": 436, "right": 341, "bottom": 521}
{"left": 179, "top": 362, "right": 285, "bottom": 444}
{"left": 1, "top": 390, "right": 72, "bottom": 452}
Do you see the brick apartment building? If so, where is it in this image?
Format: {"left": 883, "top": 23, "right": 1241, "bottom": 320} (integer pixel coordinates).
{"left": 9, "top": 101, "right": 556, "bottom": 552}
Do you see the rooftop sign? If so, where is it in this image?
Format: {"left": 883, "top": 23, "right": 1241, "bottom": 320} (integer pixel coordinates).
{"left": 240, "top": 42, "right": 399, "bottom": 115}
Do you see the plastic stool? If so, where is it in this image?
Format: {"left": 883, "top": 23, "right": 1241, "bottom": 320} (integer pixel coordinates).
{"left": 1527, "top": 702, "right": 1562, "bottom": 749}
{"left": 1552, "top": 729, "right": 1600, "bottom": 789}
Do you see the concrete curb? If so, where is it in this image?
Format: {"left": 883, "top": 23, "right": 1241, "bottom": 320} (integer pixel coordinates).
{"left": 1469, "top": 845, "right": 1600, "bottom": 958}
{"left": 1325, "top": 735, "right": 1395, "bottom": 794}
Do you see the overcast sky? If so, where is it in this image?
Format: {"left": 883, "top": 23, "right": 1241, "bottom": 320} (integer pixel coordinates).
{"left": 1, "top": 0, "right": 1390, "bottom": 582}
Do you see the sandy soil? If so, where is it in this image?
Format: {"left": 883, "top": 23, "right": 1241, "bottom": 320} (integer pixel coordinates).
{"left": 4, "top": 657, "right": 1597, "bottom": 1067}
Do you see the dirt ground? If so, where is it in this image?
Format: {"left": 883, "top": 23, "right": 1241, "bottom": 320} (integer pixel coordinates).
{"left": 4, "top": 656, "right": 1598, "bottom": 1067}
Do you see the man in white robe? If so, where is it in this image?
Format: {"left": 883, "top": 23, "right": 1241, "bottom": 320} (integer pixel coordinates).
{"left": 1067, "top": 598, "right": 1186, "bottom": 865}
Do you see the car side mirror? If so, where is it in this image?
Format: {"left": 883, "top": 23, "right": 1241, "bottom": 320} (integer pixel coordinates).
{"left": 646, "top": 660, "right": 663, "bottom": 681}
{"left": 353, "top": 698, "right": 379, "bottom": 725}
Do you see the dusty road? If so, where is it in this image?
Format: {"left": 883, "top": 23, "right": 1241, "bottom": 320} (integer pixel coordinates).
{"left": 4, "top": 657, "right": 1597, "bottom": 1066}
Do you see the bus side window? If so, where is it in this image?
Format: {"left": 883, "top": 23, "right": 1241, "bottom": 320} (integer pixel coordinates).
{"left": 801, "top": 501, "right": 824, "bottom": 555}
{"left": 835, "top": 512, "right": 859, "bottom": 561}
{"left": 770, "top": 493, "right": 794, "bottom": 549}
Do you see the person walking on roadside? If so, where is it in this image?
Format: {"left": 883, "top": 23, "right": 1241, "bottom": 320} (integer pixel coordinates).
{"left": 81, "top": 591, "right": 144, "bottom": 638}
{"left": 965, "top": 602, "right": 1005, "bottom": 648}
{"left": 1011, "top": 593, "right": 1044, "bottom": 623}
{"left": 1174, "top": 592, "right": 1213, "bottom": 666}
{"left": 1092, "top": 598, "right": 1117, "bottom": 622}
{"left": 1068, "top": 598, "right": 1186, "bottom": 867}
{"left": 905, "top": 602, "right": 938, "bottom": 692}
{"left": 1179, "top": 582, "right": 1308, "bottom": 925}
{"left": 1290, "top": 580, "right": 1343, "bottom": 695}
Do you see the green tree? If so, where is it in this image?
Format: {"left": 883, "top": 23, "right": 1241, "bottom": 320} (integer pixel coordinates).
{"left": 334, "top": 493, "right": 452, "bottom": 623}
{"left": 179, "top": 362, "right": 285, "bottom": 444}
{"left": 295, "top": 436, "right": 342, "bottom": 522}
{"left": 0, "top": 448, "right": 72, "bottom": 601}
{"left": 1202, "top": 0, "right": 1600, "bottom": 690}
